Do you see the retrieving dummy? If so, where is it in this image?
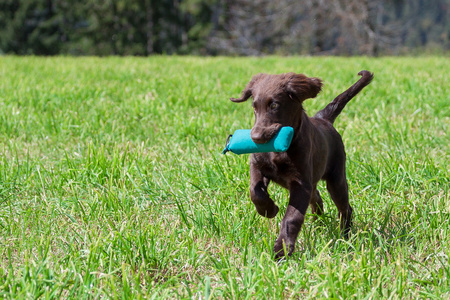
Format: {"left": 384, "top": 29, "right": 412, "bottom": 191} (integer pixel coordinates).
{"left": 223, "top": 126, "right": 294, "bottom": 155}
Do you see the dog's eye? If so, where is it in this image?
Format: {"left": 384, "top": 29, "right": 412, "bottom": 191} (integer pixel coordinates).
{"left": 270, "top": 102, "right": 279, "bottom": 110}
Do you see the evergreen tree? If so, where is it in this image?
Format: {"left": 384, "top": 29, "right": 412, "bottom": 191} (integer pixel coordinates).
{"left": 0, "top": 0, "right": 61, "bottom": 55}
{"left": 0, "top": 0, "right": 448, "bottom": 56}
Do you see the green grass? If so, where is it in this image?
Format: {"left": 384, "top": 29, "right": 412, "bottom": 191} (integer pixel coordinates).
{"left": 0, "top": 56, "right": 449, "bottom": 299}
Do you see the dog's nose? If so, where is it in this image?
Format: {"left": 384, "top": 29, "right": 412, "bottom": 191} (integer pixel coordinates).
{"left": 251, "top": 124, "right": 283, "bottom": 144}
{"left": 251, "top": 127, "right": 268, "bottom": 144}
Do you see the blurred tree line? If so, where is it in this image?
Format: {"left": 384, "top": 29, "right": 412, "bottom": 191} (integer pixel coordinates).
{"left": 0, "top": 0, "right": 448, "bottom": 56}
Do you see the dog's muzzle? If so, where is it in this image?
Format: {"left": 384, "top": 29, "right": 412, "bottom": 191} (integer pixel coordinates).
{"left": 250, "top": 123, "right": 283, "bottom": 144}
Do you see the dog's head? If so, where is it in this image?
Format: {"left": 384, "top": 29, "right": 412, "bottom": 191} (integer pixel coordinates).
{"left": 230, "top": 73, "right": 323, "bottom": 143}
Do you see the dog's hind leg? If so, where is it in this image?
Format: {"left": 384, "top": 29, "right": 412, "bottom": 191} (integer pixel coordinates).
{"left": 310, "top": 189, "right": 324, "bottom": 220}
{"left": 326, "top": 173, "right": 353, "bottom": 238}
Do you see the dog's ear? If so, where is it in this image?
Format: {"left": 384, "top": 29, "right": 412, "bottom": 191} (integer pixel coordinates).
{"left": 286, "top": 73, "right": 323, "bottom": 102}
{"left": 230, "top": 74, "right": 264, "bottom": 103}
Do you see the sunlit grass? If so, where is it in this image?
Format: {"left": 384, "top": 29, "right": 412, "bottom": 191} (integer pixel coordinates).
{"left": 0, "top": 56, "right": 449, "bottom": 298}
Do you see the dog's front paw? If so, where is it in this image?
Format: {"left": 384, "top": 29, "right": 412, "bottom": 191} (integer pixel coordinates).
{"left": 273, "top": 240, "right": 294, "bottom": 260}
{"left": 257, "top": 204, "right": 279, "bottom": 219}
{"left": 265, "top": 204, "right": 279, "bottom": 218}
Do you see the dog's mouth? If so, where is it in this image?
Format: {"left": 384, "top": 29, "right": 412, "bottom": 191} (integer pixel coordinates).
{"left": 250, "top": 123, "right": 283, "bottom": 144}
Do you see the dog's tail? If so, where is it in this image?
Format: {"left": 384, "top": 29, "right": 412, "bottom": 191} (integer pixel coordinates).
{"left": 315, "top": 70, "right": 374, "bottom": 124}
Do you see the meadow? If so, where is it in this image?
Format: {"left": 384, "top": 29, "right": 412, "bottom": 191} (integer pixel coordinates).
{"left": 0, "top": 56, "right": 448, "bottom": 299}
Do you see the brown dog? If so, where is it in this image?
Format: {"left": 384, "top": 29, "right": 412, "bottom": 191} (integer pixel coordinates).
{"left": 230, "top": 70, "right": 373, "bottom": 258}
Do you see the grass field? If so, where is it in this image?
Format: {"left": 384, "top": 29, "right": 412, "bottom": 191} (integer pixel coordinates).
{"left": 0, "top": 56, "right": 449, "bottom": 299}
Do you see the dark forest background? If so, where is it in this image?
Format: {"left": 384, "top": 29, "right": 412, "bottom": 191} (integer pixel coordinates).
{"left": 1, "top": 0, "right": 449, "bottom": 56}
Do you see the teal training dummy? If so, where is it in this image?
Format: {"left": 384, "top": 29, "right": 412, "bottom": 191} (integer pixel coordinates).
{"left": 223, "top": 126, "right": 294, "bottom": 155}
